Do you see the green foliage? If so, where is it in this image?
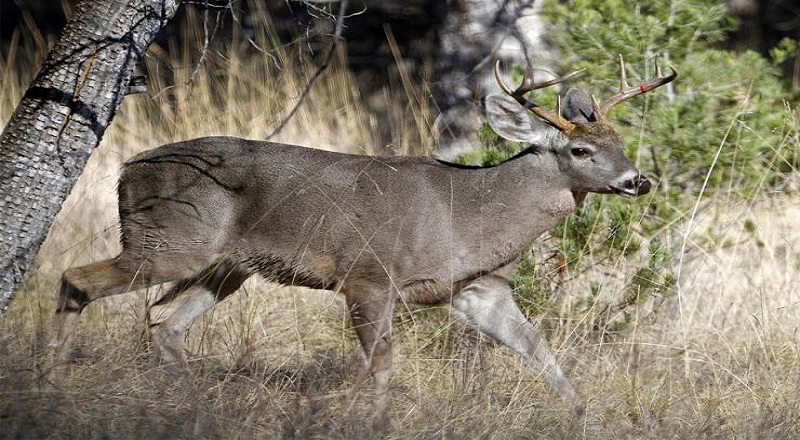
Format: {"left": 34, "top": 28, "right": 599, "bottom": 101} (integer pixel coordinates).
{"left": 474, "top": 0, "right": 799, "bottom": 337}
{"left": 769, "top": 38, "right": 798, "bottom": 65}
{"left": 511, "top": 252, "right": 555, "bottom": 317}
{"left": 459, "top": 122, "right": 524, "bottom": 166}
{"left": 552, "top": 196, "right": 644, "bottom": 270}
{"left": 544, "top": 0, "right": 797, "bottom": 204}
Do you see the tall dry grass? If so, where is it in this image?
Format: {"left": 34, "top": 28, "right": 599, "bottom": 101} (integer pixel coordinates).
{"left": 1, "top": 13, "right": 799, "bottom": 439}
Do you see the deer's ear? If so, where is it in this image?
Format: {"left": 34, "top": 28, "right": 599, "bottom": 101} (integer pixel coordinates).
{"left": 560, "top": 88, "right": 597, "bottom": 123}
{"left": 485, "top": 94, "right": 544, "bottom": 143}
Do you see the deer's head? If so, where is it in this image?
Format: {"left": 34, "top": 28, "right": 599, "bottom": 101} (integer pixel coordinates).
{"left": 486, "top": 56, "right": 677, "bottom": 197}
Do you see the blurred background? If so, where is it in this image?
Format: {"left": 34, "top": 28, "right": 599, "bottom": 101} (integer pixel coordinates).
{"left": 2, "top": 0, "right": 798, "bottom": 156}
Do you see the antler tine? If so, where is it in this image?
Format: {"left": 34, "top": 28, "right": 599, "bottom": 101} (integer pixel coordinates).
{"left": 493, "top": 60, "right": 582, "bottom": 131}
{"left": 597, "top": 54, "right": 678, "bottom": 116}
{"left": 618, "top": 54, "right": 630, "bottom": 91}
{"left": 654, "top": 58, "right": 663, "bottom": 79}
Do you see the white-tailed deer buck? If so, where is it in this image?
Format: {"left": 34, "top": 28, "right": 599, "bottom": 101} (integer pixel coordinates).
{"left": 52, "top": 56, "right": 676, "bottom": 418}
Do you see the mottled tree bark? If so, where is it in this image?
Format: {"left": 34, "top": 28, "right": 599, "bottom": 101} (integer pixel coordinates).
{"left": 0, "top": 0, "right": 182, "bottom": 316}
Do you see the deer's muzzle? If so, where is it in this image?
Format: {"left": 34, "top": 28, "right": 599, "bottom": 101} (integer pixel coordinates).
{"left": 613, "top": 174, "right": 651, "bottom": 197}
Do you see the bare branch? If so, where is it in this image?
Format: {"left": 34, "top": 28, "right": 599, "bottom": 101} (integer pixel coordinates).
{"left": 267, "top": 0, "right": 350, "bottom": 140}
{"left": 188, "top": 1, "right": 230, "bottom": 86}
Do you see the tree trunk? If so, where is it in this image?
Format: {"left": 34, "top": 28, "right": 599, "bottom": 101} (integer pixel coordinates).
{"left": 0, "top": 0, "right": 182, "bottom": 316}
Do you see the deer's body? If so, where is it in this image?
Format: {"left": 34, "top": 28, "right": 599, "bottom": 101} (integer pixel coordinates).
{"left": 120, "top": 136, "right": 576, "bottom": 299}
{"left": 52, "top": 57, "right": 676, "bottom": 422}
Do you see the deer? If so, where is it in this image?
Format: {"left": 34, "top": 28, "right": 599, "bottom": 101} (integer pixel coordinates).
{"left": 50, "top": 55, "right": 676, "bottom": 420}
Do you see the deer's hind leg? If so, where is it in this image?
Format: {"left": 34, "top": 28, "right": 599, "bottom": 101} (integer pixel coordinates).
{"left": 148, "top": 262, "right": 250, "bottom": 370}
{"left": 50, "top": 254, "right": 207, "bottom": 381}
{"left": 52, "top": 256, "right": 203, "bottom": 349}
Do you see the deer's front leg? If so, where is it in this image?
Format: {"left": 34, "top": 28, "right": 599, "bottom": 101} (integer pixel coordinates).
{"left": 451, "top": 274, "right": 587, "bottom": 418}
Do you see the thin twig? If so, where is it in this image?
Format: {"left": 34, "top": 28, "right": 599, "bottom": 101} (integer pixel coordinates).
{"left": 267, "top": 0, "right": 349, "bottom": 140}
{"left": 188, "top": 1, "right": 226, "bottom": 86}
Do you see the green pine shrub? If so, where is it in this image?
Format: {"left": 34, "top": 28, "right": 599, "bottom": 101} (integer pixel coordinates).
{"left": 465, "top": 0, "right": 799, "bottom": 337}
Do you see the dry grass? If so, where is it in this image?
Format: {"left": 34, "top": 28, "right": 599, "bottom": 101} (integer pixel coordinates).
{"left": 2, "top": 22, "right": 799, "bottom": 440}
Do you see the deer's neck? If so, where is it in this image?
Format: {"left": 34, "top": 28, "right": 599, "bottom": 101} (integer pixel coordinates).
{"left": 454, "top": 149, "right": 578, "bottom": 269}
{"left": 482, "top": 148, "right": 578, "bottom": 212}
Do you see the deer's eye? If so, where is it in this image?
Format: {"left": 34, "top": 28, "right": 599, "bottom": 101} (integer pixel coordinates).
{"left": 571, "top": 147, "right": 590, "bottom": 157}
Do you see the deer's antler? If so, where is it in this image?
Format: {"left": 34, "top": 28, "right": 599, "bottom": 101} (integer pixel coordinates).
{"left": 493, "top": 60, "right": 583, "bottom": 132}
{"left": 594, "top": 54, "right": 678, "bottom": 117}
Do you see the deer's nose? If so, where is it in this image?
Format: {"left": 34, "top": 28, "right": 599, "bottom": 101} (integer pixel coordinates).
{"left": 613, "top": 173, "right": 651, "bottom": 197}
{"left": 624, "top": 174, "right": 651, "bottom": 196}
